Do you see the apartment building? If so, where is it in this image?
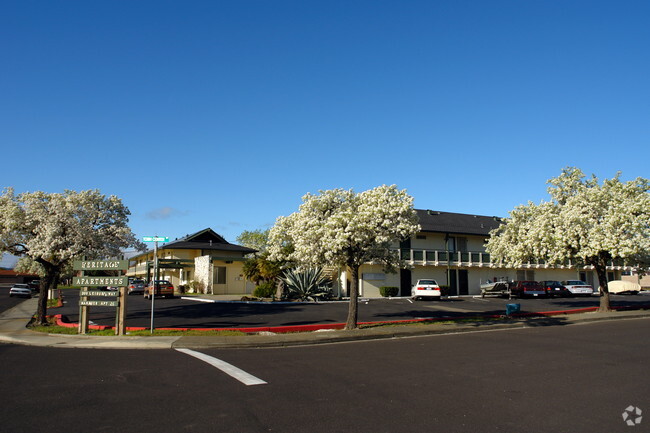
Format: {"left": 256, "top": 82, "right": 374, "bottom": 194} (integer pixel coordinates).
{"left": 348, "top": 210, "right": 630, "bottom": 297}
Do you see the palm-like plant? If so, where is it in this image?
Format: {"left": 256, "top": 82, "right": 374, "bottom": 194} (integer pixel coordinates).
{"left": 282, "top": 267, "right": 331, "bottom": 301}
{"left": 242, "top": 252, "right": 284, "bottom": 285}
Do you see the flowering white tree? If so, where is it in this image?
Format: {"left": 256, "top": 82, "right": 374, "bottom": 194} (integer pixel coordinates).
{"left": 268, "top": 185, "right": 420, "bottom": 329}
{"left": 486, "top": 168, "right": 650, "bottom": 311}
{"left": 0, "top": 188, "right": 144, "bottom": 324}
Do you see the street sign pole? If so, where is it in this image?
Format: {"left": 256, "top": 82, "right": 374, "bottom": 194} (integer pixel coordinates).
{"left": 116, "top": 287, "right": 126, "bottom": 335}
{"left": 142, "top": 236, "right": 168, "bottom": 334}
{"left": 79, "top": 290, "right": 89, "bottom": 334}
{"left": 150, "top": 239, "right": 158, "bottom": 334}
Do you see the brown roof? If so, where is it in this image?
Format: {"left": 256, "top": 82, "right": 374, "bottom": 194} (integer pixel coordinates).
{"left": 416, "top": 210, "right": 503, "bottom": 236}
{"left": 135, "top": 228, "right": 256, "bottom": 257}
{"left": 0, "top": 269, "right": 38, "bottom": 276}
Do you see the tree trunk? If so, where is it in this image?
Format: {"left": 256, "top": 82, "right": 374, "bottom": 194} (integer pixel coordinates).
{"left": 594, "top": 254, "right": 611, "bottom": 312}
{"left": 344, "top": 265, "right": 360, "bottom": 330}
{"left": 35, "top": 260, "right": 59, "bottom": 325}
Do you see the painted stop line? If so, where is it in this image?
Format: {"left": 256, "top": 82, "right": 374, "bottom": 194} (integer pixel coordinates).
{"left": 175, "top": 348, "right": 267, "bottom": 386}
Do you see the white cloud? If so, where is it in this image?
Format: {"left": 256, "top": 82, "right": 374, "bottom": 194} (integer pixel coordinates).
{"left": 145, "top": 207, "right": 189, "bottom": 220}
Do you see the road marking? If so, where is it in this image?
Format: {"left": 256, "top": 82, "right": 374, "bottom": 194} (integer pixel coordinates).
{"left": 175, "top": 348, "right": 267, "bottom": 386}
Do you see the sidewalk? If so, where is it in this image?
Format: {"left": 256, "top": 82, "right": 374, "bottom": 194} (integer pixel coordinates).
{"left": 0, "top": 298, "right": 178, "bottom": 349}
{"left": 2, "top": 297, "right": 650, "bottom": 349}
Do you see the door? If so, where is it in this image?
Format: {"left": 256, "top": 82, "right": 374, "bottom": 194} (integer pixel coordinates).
{"left": 400, "top": 269, "right": 412, "bottom": 296}
{"left": 459, "top": 269, "right": 469, "bottom": 295}
{"left": 448, "top": 269, "right": 458, "bottom": 296}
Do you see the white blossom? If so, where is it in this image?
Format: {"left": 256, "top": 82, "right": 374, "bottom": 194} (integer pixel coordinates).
{"left": 486, "top": 167, "right": 650, "bottom": 311}
{"left": 268, "top": 185, "right": 420, "bottom": 328}
{"left": 0, "top": 187, "right": 143, "bottom": 323}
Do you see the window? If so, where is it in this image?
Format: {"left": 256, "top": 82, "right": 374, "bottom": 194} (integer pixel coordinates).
{"left": 213, "top": 266, "right": 226, "bottom": 285}
{"left": 447, "top": 236, "right": 468, "bottom": 252}
{"left": 517, "top": 270, "right": 535, "bottom": 281}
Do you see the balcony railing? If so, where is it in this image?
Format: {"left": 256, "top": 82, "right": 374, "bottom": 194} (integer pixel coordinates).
{"left": 398, "top": 249, "right": 634, "bottom": 270}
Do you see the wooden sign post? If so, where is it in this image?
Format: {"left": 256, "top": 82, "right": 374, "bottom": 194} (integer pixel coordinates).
{"left": 73, "top": 260, "right": 129, "bottom": 335}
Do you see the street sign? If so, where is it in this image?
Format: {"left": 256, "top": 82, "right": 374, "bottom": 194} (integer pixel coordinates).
{"left": 73, "top": 260, "right": 129, "bottom": 271}
{"left": 79, "top": 300, "right": 119, "bottom": 307}
{"left": 141, "top": 235, "right": 168, "bottom": 333}
{"left": 80, "top": 290, "right": 119, "bottom": 297}
{"left": 142, "top": 236, "right": 169, "bottom": 242}
{"left": 73, "top": 276, "right": 129, "bottom": 287}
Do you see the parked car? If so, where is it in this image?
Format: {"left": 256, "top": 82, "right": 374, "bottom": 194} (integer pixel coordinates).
{"left": 541, "top": 280, "right": 572, "bottom": 298}
{"left": 127, "top": 279, "right": 146, "bottom": 295}
{"left": 480, "top": 280, "right": 510, "bottom": 297}
{"left": 144, "top": 280, "right": 175, "bottom": 299}
{"left": 9, "top": 283, "right": 33, "bottom": 298}
{"left": 28, "top": 280, "right": 40, "bottom": 291}
{"left": 411, "top": 279, "right": 441, "bottom": 300}
{"left": 561, "top": 280, "right": 594, "bottom": 296}
{"left": 607, "top": 280, "right": 641, "bottom": 295}
{"left": 509, "top": 281, "right": 545, "bottom": 298}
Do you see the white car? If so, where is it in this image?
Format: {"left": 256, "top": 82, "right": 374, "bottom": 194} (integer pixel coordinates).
{"left": 9, "top": 283, "right": 33, "bottom": 298}
{"left": 561, "top": 280, "right": 594, "bottom": 296}
{"left": 412, "top": 279, "right": 441, "bottom": 300}
{"left": 607, "top": 280, "right": 641, "bottom": 295}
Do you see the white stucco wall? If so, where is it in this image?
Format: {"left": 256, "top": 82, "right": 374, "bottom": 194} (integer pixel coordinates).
{"left": 195, "top": 255, "right": 212, "bottom": 294}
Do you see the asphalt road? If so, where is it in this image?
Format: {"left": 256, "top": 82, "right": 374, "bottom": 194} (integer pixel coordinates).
{"left": 54, "top": 289, "right": 650, "bottom": 329}
{"left": 1, "top": 318, "right": 648, "bottom": 433}
{"left": 0, "top": 286, "right": 33, "bottom": 315}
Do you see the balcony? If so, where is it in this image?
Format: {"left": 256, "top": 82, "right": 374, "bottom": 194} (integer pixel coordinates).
{"left": 399, "top": 249, "right": 492, "bottom": 267}
{"left": 398, "top": 249, "right": 635, "bottom": 270}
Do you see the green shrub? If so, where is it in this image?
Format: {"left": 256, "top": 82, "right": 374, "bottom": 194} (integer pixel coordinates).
{"left": 282, "top": 268, "right": 331, "bottom": 301}
{"left": 253, "top": 281, "right": 277, "bottom": 298}
{"left": 187, "top": 280, "right": 205, "bottom": 294}
{"left": 379, "top": 286, "right": 399, "bottom": 297}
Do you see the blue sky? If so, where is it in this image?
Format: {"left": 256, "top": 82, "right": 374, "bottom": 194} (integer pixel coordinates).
{"left": 1, "top": 0, "right": 649, "bottom": 252}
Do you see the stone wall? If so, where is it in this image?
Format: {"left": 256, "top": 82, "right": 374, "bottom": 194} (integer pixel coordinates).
{"left": 194, "top": 255, "right": 212, "bottom": 294}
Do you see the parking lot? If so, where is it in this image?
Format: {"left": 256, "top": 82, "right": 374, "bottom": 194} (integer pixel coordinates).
{"left": 52, "top": 289, "right": 650, "bottom": 330}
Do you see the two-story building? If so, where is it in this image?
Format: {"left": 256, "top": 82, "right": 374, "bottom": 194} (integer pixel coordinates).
{"left": 127, "top": 212, "right": 635, "bottom": 298}
{"left": 126, "top": 228, "right": 256, "bottom": 295}
{"left": 344, "top": 209, "right": 632, "bottom": 298}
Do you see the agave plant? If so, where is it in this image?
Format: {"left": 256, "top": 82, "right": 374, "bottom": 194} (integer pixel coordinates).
{"left": 282, "top": 267, "right": 331, "bottom": 301}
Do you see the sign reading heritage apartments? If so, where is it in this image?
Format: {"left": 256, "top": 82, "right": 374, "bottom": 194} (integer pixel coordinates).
{"left": 73, "top": 276, "right": 129, "bottom": 287}
{"left": 73, "top": 258, "right": 129, "bottom": 335}
{"left": 73, "top": 260, "right": 129, "bottom": 271}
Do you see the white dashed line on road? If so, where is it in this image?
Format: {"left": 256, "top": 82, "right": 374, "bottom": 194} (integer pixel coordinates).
{"left": 175, "top": 348, "right": 267, "bottom": 386}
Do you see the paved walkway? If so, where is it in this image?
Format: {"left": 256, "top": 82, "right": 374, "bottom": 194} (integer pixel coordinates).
{"left": 2, "top": 297, "right": 650, "bottom": 349}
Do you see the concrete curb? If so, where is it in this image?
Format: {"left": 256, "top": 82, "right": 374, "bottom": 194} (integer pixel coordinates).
{"left": 2, "top": 298, "right": 650, "bottom": 350}
{"left": 172, "top": 309, "right": 650, "bottom": 349}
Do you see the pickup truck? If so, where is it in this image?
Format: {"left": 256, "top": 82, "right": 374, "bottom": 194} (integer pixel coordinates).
{"left": 411, "top": 279, "right": 441, "bottom": 300}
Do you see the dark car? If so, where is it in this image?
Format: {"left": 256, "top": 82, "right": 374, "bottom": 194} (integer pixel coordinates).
{"left": 541, "top": 280, "right": 572, "bottom": 297}
{"left": 127, "top": 279, "right": 146, "bottom": 295}
{"left": 144, "top": 280, "right": 175, "bottom": 299}
{"left": 509, "top": 281, "right": 545, "bottom": 298}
